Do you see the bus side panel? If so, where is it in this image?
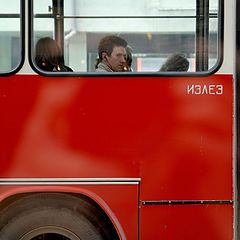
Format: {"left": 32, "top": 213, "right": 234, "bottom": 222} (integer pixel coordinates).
{"left": 0, "top": 74, "right": 233, "bottom": 200}
{"left": 140, "top": 204, "right": 233, "bottom": 240}
{"left": 0, "top": 74, "right": 234, "bottom": 238}
{"left": 140, "top": 74, "right": 233, "bottom": 200}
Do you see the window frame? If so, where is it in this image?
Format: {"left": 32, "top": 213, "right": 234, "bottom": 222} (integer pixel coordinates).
{"left": 0, "top": 0, "right": 25, "bottom": 76}
{"left": 29, "top": 0, "right": 224, "bottom": 77}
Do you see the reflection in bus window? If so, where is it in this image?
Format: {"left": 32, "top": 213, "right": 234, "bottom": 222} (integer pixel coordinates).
{"left": 32, "top": 0, "right": 221, "bottom": 73}
{"left": 0, "top": 0, "right": 21, "bottom": 73}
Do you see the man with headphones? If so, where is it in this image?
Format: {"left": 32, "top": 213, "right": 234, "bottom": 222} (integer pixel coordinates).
{"left": 95, "top": 35, "right": 128, "bottom": 72}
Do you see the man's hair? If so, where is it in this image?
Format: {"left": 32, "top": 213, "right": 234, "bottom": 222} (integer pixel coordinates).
{"left": 98, "top": 35, "right": 127, "bottom": 60}
{"left": 160, "top": 53, "right": 189, "bottom": 72}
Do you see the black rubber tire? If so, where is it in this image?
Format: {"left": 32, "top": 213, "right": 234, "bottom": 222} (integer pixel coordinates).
{"left": 0, "top": 193, "right": 119, "bottom": 240}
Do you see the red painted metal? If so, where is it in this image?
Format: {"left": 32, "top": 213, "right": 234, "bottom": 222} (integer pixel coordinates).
{"left": 0, "top": 74, "right": 233, "bottom": 239}
{"left": 141, "top": 204, "right": 233, "bottom": 239}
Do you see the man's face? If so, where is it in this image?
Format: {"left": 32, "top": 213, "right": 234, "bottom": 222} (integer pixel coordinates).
{"left": 105, "top": 46, "right": 126, "bottom": 72}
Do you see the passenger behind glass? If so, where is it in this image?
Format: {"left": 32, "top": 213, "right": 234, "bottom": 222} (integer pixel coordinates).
{"left": 35, "top": 37, "right": 73, "bottom": 72}
{"left": 123, "top": 45, "right": 133, "bottom": 72}
{"left": 95, "top": 35, "right": 127, "bottom": 72}
{"left": 159, "top": 53, "right": 189, "bottom": 72}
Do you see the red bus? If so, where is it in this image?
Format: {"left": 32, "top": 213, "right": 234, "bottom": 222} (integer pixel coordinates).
{"left": 0, "top": 0, "right": 237, "bottom": 239}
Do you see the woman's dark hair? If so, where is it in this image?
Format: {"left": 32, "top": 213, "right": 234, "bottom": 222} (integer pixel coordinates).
{"left": 34, "top": 37, "right": 66, "bottom": 71}
{"left": 126, "top": 45, "right": 133, "bottom": 68}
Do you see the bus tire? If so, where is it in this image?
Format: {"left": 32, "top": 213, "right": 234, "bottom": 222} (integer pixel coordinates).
{"left": 0, "top": 193, "right": 119, "bottom": 240}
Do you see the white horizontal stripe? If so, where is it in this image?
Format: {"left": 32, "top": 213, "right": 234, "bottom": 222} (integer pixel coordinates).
{"left": 0, "top": 178, "right": 141, "bottom": 185}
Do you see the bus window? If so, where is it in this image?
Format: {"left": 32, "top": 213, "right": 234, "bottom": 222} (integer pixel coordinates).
{"left": 31, "top": 0, "right": 222, "bottom": 74}
{"left": 0, "top": 0, "right": 23, "bottom": 74}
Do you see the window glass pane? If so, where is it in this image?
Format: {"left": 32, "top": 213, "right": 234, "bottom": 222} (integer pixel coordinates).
{"left": 32, "top": 0, "right": 221, "bottom": 74}
{"left": 0, "top": 0, "right": 20, "bottom": 14}
{"left": 209, "top": 0, "right": 219, "bottom": 70}
{"left": 0, "top": 0, "right": 21, "bottom": 73}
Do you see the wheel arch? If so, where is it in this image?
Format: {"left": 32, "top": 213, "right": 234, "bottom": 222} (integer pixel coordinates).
{"left": 0, "top": 189, "right": 124, "bottom": 239}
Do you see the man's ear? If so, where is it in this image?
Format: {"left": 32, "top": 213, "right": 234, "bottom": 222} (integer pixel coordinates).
{"left": 102, "top": 52, "right": 108, "bottom": 62}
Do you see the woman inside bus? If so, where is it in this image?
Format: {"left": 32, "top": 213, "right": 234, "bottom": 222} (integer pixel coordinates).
{"left": 123, "top": 45, "right": 133, "bottom": 71}
{"left": 34, "top": 37, "right": 73, "bottom": 72}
